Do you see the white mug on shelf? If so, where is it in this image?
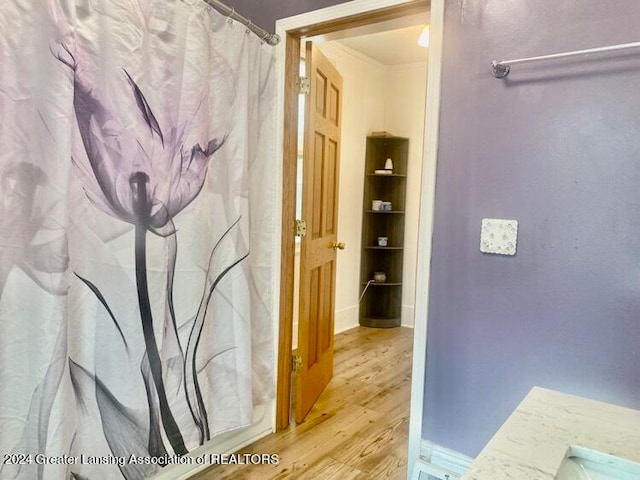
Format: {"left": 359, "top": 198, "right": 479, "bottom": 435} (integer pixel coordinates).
{"left": 372, "top": 199, "right": 382, "bottom": 211}
{"left": 373, "top": 272, "right": 386, "bottom": 283}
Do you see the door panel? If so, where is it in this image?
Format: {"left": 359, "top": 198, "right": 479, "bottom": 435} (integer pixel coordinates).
{"left": 296, "top": 42, "right": 343, "bottom": 423}
{"left": 329, "top": 84, "right": 340, "bottom": 127}
{"left": 312, "top": 133, "right": 324, "bottom": 239}
{"left": 320, "top": 261, "right": 334, "bottom": 353}
{"left": 325, "top": 140, "right": 338, "bottom": 235}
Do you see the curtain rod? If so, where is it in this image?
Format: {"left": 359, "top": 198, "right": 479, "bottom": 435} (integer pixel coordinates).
{"left": 201, "top": 0, "right": 280, "bottom": 46}
{"left": 491, "top": 40, "right": 640, "bottom": 78}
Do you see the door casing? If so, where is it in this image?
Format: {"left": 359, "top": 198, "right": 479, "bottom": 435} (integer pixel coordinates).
{"left": 274, "top": 0, "right": 443, "bottom": 476}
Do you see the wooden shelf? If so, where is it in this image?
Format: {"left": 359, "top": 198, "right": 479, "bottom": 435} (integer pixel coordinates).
{"left": 359, "top": 136, "right": 408, "bottom": 328}
{"left": 366, "top": 173, "right": 407, "bottom": 178}
{"left": 365, "top": 210, "right": 405, "bottom": 214}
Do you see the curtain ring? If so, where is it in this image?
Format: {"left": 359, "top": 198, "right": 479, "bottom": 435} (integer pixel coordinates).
{"left": 245, "top": 20, "right": 252, "bottom": 35}
{"left": 227, "top": 7, "right": 235, "bottom": 24}
{"left": 260, "top": 32, "right": 269, "bottom": 44}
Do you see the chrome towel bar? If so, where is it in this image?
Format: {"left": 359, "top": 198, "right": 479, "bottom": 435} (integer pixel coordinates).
{"left": 492, "top": 40, "right": 640, "bottom": 78}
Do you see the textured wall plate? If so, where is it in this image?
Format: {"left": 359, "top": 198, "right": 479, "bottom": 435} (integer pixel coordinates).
{"left": 480, "top": 219, "right": 518, "bottom": 255}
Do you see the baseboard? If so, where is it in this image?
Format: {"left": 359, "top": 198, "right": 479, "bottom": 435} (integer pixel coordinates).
{"left": 336, "top": 305, "right": 414, "bottom": 332}
{"left": 335, "top": 305, "right": 359, "bottom": 334}
{"left": 418, "top": 440, "right": 474, "bottom": 478}
{"left": 151, "top": 401, "right": 274, "bottom": 479}
{"left": 402, "top": 305, "right": 415, "bottom": 328}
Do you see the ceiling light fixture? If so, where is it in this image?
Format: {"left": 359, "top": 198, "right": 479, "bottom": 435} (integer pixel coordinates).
{"left": 418, "top": 24, "right": 430, "bottom": 48}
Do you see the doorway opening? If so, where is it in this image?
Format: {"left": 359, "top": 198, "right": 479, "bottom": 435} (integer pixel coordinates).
{"left": 276, "top": 0, "right": 431, "bottom": 433}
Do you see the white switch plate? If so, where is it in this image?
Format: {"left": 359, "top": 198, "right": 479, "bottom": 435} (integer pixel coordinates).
{"left": 480, "top": 218, "right": 518, "bottom": 255}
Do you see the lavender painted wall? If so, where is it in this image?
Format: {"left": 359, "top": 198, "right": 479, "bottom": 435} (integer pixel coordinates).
{"left": 424, "top": 0, "right": 640, "bottom": 458}
{"left": 223, "top": 0, "right": 348, "bottom": 31}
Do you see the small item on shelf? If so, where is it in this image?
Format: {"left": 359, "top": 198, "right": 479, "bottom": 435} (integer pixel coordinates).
{"left": 374, "top": 169, "right": 392, "bottom": 175}
{"left": 373, "top": 272, "right": 387, "bottom": 283}
{"left": 381, "top": 201, "right": 392, "bottom": 211}
{"left": 377, "top": 236, "right": 388, "bottom": 247}
{"left": 372, "top": 199, "right": 382, "bottom": 211}
{"left": 370, "top": 130, "right": 393, "bottom": 137}
{"left": 384, "top": 158, "right": 393, "bottom": 171}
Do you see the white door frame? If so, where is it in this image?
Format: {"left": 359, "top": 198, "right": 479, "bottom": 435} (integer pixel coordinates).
{"left": 273, "top": 0, "right": 444, "bottom": 477}
{"left": 405, "top": 0, "right": 444, "bottom": 476}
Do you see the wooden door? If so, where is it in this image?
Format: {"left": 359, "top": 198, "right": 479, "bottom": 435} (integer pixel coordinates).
{"left": 296, "top": 42, "right": 343, "bottom": 423}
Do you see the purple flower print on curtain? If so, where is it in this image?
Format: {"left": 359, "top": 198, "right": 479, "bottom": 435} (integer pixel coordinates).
{"left": 55, "top": 42, "right": 246, "bottom": 460}
{"left": 57, "top": 45, "right": 226, "bottom": 238}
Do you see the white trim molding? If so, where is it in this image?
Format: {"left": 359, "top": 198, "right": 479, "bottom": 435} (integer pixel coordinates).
{"left": 420, "top": 440, "right": 474, "bottom": 476}
{"left": 410, "top": 440, "right": 474, "bottom": 479}
{"left": 407, "top": 0, "right": 444, "bottom": 478}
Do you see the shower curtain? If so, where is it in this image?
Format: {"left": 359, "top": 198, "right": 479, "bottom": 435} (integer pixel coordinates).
{"left": 0, "top": 0, "right": 275, "bottom": 478}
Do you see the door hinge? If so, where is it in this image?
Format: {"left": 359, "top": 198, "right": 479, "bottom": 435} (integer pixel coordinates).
{"left": 298, "top": 76, "right": 310, "bottom": 95}
{"left": 292, "top": 354, "right": 303, "bottom": 373}
{"left": 295, "top": 219, "right": 307, "bottom": 237}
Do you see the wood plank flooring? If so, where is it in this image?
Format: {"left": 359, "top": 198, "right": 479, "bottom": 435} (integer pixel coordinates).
{"left": 191, "top": 326, "right": 413, "bottom": 480}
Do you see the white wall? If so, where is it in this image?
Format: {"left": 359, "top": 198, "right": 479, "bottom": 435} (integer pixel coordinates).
{"left": 384, "top": 61, "right": 428, "bottom": 327}
{"left": 316, "top": 41, "right": 428, "bottom": 333}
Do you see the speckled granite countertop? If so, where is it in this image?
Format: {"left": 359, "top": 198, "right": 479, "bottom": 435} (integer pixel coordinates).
{"left": 461, "top": 387, "right": 640, "bottom": 479}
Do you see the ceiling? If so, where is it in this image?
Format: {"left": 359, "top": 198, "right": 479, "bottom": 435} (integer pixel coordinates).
{"left": 335, "top": 24, "right": 429, "bottom": 66}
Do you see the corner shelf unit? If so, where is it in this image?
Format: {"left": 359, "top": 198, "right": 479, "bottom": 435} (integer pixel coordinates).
{"left": 359, "top": 136, "right": 408, "bottom": 328}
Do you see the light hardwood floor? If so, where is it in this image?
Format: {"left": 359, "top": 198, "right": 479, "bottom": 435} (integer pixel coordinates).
{"left": 191, "top": 326, "right": 413, "bottom": 480}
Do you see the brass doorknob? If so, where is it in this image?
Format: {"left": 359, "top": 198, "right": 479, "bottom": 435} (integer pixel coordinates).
{"left": 330, "top": 241, "right": 346, "bottom": 250}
